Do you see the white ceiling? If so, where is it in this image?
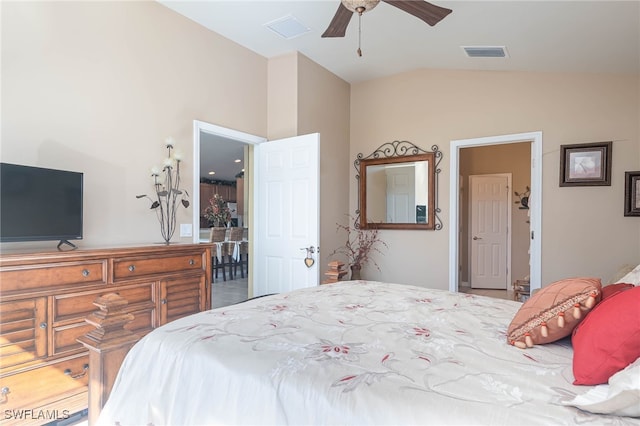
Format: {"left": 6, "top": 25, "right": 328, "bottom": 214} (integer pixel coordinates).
{"left": 200, "top": 133, "right": 246, "bottom": 182}
{"left": 173, "top": 0, "right": 639, "bottom": 180}
{"left": 160, "top": 0, "right": 639, "bottom": 85}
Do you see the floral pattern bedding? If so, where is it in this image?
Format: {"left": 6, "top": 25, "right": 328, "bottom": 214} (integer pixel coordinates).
{"left": 97, "top": 281, "right": 639, "bottom": 425}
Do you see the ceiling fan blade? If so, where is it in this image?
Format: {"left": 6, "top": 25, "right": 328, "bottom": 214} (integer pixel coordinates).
{"left": 382, "top": 0, "right": 452, "bottom": 26}
{"left": 322, "top": 3, "right": 354, "bottom": 38}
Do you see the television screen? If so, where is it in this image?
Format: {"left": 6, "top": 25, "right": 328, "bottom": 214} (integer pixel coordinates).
{"left": 0, "top": 163, "right": 83, "bottom": 243}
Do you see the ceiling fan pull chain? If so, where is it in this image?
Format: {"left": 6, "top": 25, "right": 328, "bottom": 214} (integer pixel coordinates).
{"left": 357, "top": 10, "right": 363, "bottom": 57}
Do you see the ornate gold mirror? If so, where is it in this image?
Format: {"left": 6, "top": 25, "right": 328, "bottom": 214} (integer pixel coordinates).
{"left": 355, "top": 141, "right": 442, "bottom": 230}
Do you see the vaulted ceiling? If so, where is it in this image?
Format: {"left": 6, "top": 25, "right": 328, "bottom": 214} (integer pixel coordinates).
{"left": 169, "top": 1, "right": 639, "bottom": 180}
{"left": 160, "top": 0, "right": 639, "bottom": 84}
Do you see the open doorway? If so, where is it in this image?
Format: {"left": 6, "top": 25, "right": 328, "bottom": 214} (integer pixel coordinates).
{"left": 449, "top": 132, "right": 542, "bottom": 298}
{"left": 461, "top": 143, "right": 531, "bottom": 298}
{"left": 192, "top": 120, "right": 266, "bottom": 307}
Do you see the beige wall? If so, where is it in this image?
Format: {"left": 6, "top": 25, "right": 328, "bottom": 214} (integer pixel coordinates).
{"left": 1, "top": 1, "right": 267, "bottom": 250}
{"left": 2, "top": 2, "right": 350, "bottom": 283}
{"left": 460, "top": 143, "right": 532, "bottom": 285}
{"left": 266, "top": 52, "right": 351, "bottom": 273}
{"left": 3, "top": 2, "right": 637, "bottom": 289}
{"left": 267, "top": 53, "right": 298, "bottom": 140}
{"left": 297, "top": 54, "right": 351, "bottom": 271}
{"left": 367, "top": 167, "right": 387, "bottom": 222}
{"left": 351, "top": 69, "right": 640, "bottom": 289}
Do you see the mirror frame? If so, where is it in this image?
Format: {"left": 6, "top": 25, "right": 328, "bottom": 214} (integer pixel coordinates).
{"left": 355, "top": 141, "right": 442, "bottom": 231}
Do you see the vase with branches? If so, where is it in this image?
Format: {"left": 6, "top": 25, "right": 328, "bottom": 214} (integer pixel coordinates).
{"left": 203, "top": 194, "right": 232, "bottom": 227}
{"left": 330, "top": 219, "right": 387, "bottom": 280}
{"left": 136, "top": 138, "right": 190, "bottom": 244}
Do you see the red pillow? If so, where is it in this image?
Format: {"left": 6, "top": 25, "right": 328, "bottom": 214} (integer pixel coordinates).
{"left": 601, "top": 283, "right": 634, "bottom": 299}
{"left": 572, "top": 286, "right": 640, "bottom": 385}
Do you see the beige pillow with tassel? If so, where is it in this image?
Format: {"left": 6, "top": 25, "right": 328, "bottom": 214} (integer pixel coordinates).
{"left": 507, "top": 277, "right": 601, "bottom": 349}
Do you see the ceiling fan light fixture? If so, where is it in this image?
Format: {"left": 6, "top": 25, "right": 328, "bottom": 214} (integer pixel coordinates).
{"left": 341, "top": 0, "right": 380, "bottom": 14}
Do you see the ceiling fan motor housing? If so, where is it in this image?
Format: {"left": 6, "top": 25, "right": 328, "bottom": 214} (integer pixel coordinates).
{"left": 341, "top": 0, "right": 381, "bottom": 14}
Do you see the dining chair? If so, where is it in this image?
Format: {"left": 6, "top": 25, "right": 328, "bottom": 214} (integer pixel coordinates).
{"left": 210, "top": 227, "right": 227, "bottom": 282}
{"left": 227, "top": 227, "right": 244, "bottom": 279}
{"left": 238, "top": 240, "right": 248, "bottom": 278}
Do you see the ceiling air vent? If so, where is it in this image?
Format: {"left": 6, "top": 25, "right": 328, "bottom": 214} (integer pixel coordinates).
{"left": 264, "top": 15, "right": 311, "bottom": 40}
{"left": 462, "top": 46, "right": 508, "bottom": 58}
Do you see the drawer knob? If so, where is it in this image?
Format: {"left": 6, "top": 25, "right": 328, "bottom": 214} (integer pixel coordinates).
{"left": 161, "top": 298, "right": 167, "bottom": 305}
{"left": 64, "top": 364, "right": 89, "bottom": 379}
{"left": 82, "top": 269, "right": 90, "bottom": 277}
{"left": 189, "top": 259, "right": 195, "bottom": 265}
{"left": 0, "top": 387, "right": 9, "bottom": 404}
{"left": 39, "top": 322, "right": 47, "bottom": 329}
{"left": 128, "top": 265, "right": 136, "bottom": 272}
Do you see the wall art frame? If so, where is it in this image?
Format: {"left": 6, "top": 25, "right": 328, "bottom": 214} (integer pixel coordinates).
{"left": 559, "top": 141, "right": 612, "bottom": 187}
{"left": 624, "top": 171, "right": 640, "bottom": 217}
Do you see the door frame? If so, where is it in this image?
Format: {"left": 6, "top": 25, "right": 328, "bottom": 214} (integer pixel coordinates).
{"left": 449, "top": 131, "right": 542, "bottom": 294}
{"left": 468, "top": 173, "right": 512, "bottom": 289}
{"left": 192, "top": 120, "right": 267, "bottom": 295}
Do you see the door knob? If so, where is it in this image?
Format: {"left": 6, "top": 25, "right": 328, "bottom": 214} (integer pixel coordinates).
{"left": 0, "top": 387, "right": 9, "bottom": 404}
{"left": 473, "top": 236, "right": 482, "bottom": 240}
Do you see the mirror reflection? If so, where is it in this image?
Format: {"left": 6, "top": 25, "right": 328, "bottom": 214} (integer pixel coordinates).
{"left": 359, "top": 153, "right": 436, "bottom": 230}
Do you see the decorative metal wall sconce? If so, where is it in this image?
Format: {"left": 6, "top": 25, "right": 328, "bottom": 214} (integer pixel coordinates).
{"left": 514, "top": 186, "right": 530, "bottom": 210}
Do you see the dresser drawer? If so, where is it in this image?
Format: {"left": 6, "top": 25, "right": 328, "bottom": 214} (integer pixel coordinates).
{"left": 0, "top": 261, "right": 106, "bottom": 293}
{"left": 125, "top": 307, "right": 155, "bottom": 336}
{"left": 0, "top": 354, "right": 88, "bottom": 415}
{"left": 113, "top": 252, "right": 204, "bottom": 281}
{"left": 52, "top": 322, "right": 94, "bottom": 356}
{"left": 52, "top": 283, "right": 155, "bottom": 324}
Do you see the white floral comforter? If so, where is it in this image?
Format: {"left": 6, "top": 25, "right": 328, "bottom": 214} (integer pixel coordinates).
{"left": 98, "top": 281, "right": 638, "bottom": 425}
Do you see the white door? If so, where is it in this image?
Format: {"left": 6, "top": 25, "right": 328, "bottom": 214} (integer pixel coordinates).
{"left": 385, "top": 166, "right": 414, "bottom": 223}
{"left": 469, "top": 174, "right": 511, "bottom": 289}
{"left": 253, "top": 133, "right": 320, "bottom": 297}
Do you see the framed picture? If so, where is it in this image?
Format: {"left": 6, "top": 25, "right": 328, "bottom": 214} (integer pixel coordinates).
{"left": 559, "top": 141, "right": 612, "bottom": 186}
{"left": 624, "top": 171, "right": 640, "bottom": 217}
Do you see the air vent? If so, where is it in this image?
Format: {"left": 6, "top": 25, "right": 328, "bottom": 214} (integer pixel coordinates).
{"left": 462, "top": 46, "right": 508, "bottom": 58}
{"left": 264, "top": 15, "right": 311, "bottom": 40}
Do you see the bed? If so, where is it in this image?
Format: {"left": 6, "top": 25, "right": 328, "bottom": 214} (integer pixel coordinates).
{"left": 96, "top": 280, "right": 639, "bottom": 425}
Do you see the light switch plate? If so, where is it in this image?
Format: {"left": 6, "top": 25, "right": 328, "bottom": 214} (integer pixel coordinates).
{"left": 180, "top": 223, "right": 193, "bottom": 237}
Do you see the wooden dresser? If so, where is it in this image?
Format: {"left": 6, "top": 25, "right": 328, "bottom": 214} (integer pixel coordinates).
{"left": 0, "top": 243, "right": 212, "bottom": 425}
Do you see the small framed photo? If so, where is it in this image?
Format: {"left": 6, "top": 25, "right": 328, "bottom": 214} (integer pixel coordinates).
{"left": 559, "top": 141, "right": 612, "bottom": 186}
{"left": 624, "top": 171, "right": 640, "bottom": 217}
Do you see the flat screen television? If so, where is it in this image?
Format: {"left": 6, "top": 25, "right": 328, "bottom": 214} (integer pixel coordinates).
{"left": 0, "top": 163, "right": 83, "bottom": 248}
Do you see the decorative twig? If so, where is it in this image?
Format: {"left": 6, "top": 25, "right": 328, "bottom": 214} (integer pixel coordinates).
{"left": 136, "top": 138, "right": 190, "bottom": 244}
{"left": 330, "top": 215, "right": 387, "bottom": 270}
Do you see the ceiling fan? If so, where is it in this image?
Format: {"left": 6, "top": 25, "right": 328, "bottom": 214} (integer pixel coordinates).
{"left": 322, "top": 0, "right": 452, "bottom": 56}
